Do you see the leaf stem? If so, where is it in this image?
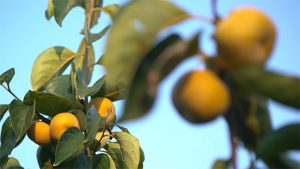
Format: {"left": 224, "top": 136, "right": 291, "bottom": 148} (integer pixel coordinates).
{"left": 1, "top": 83, "right": 21, "bottom": 101}
{"left": 230, "top": 129, "right": 238, "bottom": 169}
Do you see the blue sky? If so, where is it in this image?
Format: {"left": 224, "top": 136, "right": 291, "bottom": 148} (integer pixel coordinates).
{"left": 0, "top": 0, "right": 299, "bottom": 169}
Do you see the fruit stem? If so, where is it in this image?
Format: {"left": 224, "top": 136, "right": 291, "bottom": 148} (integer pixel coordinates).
{"left": 1, "top": 83, "right": 21, "bottom": 101}
{"left": 94, "top": 128, "right": 108, "bottom": 155}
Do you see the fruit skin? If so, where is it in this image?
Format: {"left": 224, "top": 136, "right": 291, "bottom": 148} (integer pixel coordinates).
{"left": 27, "top": 121, "right": 51, "bottom": 146}
{"left": 89, "top": 97, "right": 116, "bottom": 124}
{"left": 214, "top": 6, "right": 276, "bottom": 68}
{"left": 50, "top": 112, "right": 80, "bottom": 142}
{"left": 172, "top": 69, "right": 230, "bottom": 123}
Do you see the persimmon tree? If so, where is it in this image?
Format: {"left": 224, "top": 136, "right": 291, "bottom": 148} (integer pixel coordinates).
{"left": 0, "top": 0, "right": 299, "bottom": 169}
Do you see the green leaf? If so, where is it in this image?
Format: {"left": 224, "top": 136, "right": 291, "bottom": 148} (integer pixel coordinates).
{"left": 85, "top": 25, "right": 111, "bottom": 45}
{"left": 91, "top": 76, "right": 126, "bottom": 102}
{"left": 74, "top": 153, "right": 91, "bottom": 169}
{"left": 31, "top": 47, "right": 76, "bottom": 91}
{"left": 36, "top": 146, "right": 54, "bottom": 169}
{"left": 102, "top": 0, "right": 190, "bottom": 95}
{"left": 71, "top": 109, "right": 87, "bottom": 132}
{"left": 8, "top": 100, "right": 35, "bottom": 141}
{"left": 121, "top": 33, "right": 199, "bottom": 121}
{"left": 75, "top": 39, "right": 95, "bottom": 85}
{"left": 53, "top": 0, "right": 85, "bottom": 26}
{"left": 3, "top": 157, "right": 21, "bottom": 169}
{"left": 211, "top": 159, "right": 230, "bottom": 169}
{"left": 54, "top": 127, "right": 84, "bottom": 166}
{"left": 44, "top": 75, "right": 74, "bottom": 101}
{"left": 93, "top": 153, "right": 116, "bottom": 169}
{"left": 0, "top": 117, "right": 17, "bottom": 159}
{"left": 138, "top": 146, "right": 145, "bottom": 169}
{"left": 256, "top": 123, "right": 300, "bottom": 158}
{"left": 86, "top": 0, "right": 103, "bottom": 29}
{"left": 101, "top": 4, "right": 120, "bottom": 19}
{"left": 113, "top": 132, "right": 142, "bottom": 169}
{"left": 232, "top": 66, "right": 300, "bottom": 109}
{"left": 107, "top": 142, "right": 127, "bottom": 169}
{"left": 0, "top": 104, "right": 8, "bottom": 122}
{"left": 76, "top": 70, "right": 105, "bottom": 98}
{"left": 0, "top": 68, "right": 15, "bottom": 86}
{"left": 23, "top": 91, "right": 82, "bottom": 117}
{"left": 45, "top": 0, "right": 54, "bottom": 20}
{"left": 84, "top": 106, "right": 107, "bottom": 146}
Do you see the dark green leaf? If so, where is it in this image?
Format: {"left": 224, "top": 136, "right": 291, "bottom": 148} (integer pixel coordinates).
{"left": 3, "top": 157, "right": 21, "bottom": 169}
{"left": 76, "top": 70, "right": 105, "bottom": 98}
{"left": 256, "top": 123, "right": 300, "bottom": 158}
{"left": 0, "top": 68, "right": 15, "bottom": 86}
{"left": 53, "top": 0, "right": 85, "bottom": 26}
{"left": 138, "top": 146, "right": 145, "bottom": 169}
{"left": 0, "top": 157, "right": 8, "bottom": 169}
{"left": 37, "top": 146, "right": 54, "bottom": 169}
{"left": 102, "top": 0, "right": 190, "bottom": 94}
{"left": 75, "top": 39, "right": 95, "bottom": 85}
{"left": 45, "top": 0, "right": 54, "bottom": 20}
{"left": 85, "top": 25, "right": 111, "bottom": 45}
{"left": 23, "top": 91, "right": 82, "bottom": 117}
{"left": 8, "top": 100, "right": 35, "bottom": 141}
{"left": 31, "top": 46, "right": 76, "bottom": 91}
{"left": 262, "top": 153, "right": 300, "bottom": 169}
{"left": 92, "top": 153, "right": 116, "bottom": 169}
{"left": 74, "top": 153, "right": 91, "bottom": 169}
{"left": 54, "top": 127, "right": 84, "bottom": 166}
{"left": 232, "top": 66, "right": 300, "bottom": 109}
{"left": 71, "top": 109, "right": 87, "bottom": 131}
{"left": 121, "top": 33, "right": 199, "bottom": 121}
{"left": 107, "top": 142, "right": 127, "bottom": 169}
{"left": 84, "top": 106, "right": 107, "bottom": 146}
{"left": 0, "top": 117, "right": 17, "bottom": 159}
{"left": 45, "top": 75, "right": 74, "bottom": 101}
{"left": 113, "top": 132, "right": 142, "bottom": 169}
{"left": 0, "top": 104, "right": 8, "bottom": 122}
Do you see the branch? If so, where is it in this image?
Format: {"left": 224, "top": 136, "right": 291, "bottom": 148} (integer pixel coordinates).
{"left": 1, "top": 83, "right": 21, "bottom": 101}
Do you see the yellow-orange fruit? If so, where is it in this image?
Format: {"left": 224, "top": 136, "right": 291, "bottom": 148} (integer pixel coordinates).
{"left": 214, "top": 7, "right": 276, "bottom": 68}
{"left": 89, "top": 97, "right": 116, "bottom": 124}
{"left": 172, "top": 69, "right": 230, "bottom": 123}
{"left": 27, "top": 121, "right": 51, "bottom": 146}
{"left": 50, "top": 112, "right": 80, "bottom": 142}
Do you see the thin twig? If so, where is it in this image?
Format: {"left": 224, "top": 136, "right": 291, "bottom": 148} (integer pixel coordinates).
{"left": 212, "top": 0, "right": 220, "bottom": 24}
{"left": 1, "top": 84, "right": 21, "bottom": 101}
{"left": 230, "top": 129, "right": 237, "bottom": 169}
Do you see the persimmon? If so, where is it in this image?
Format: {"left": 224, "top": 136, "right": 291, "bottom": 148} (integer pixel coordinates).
{"left": 27, "top": 121, "right": 51, "bottom": 146}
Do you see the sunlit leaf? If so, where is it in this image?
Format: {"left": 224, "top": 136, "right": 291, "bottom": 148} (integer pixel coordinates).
{"left": 76, "top": 70, "right": 105, "bottom": 98}
{"left": 256, "top": 123, "right": 300, "bottom": 158}
{"left": 92, "top": 153, "right": 116, "bottom": 169}
{"left": 0, "top": 104, "right": 8, "bottom": 122}
{"left": 84, "top": 106, "right": 107, "bottom": 146}
{"left": 45, "top": 0, "right": 54, "bottom": 20}
{"left": 31, "top": 46, "right": 76, "bottom": 91}
{"left": 54, "top": 127, "right": 85, "bottom": 166}
{"left": 44, "top": 75, "right": 74, "bottom": 101}
{"left": 113, "top": 132, "right": 142, "bottom": 169}
{"left": 85, "top": 25, "right": 111, "bottom": 45}
{"left": 211, "top": 159, "right": 230, "bottom": 169}
{"left": 75, "top": 39, "right": 95, "bottom": 85}
{"left": 53, "top": 0, "right": 85, "bottom": 26}
{"left": 0, "top": 117, "right": 17, "bottom": 159}
{"left": 101, "top": 4, "right": 120, "bottom": 19}
{"left": 23, "top": 91, "right": 82, "bottom": 117}
{"left": 107, "top": 142, "right": 127, "bottom": 169}
{"left": 8, "top": 100, "right": 35, "bottom": 141}
{"left": 121, "top": 33, "right": 199, "bottom": 121}
{"left": 0, "top": 68, "right": 15, "bottom": 86}
{"left": 102, "top": 0, "right": 190, "bottom": 95}
{"left": 232, "top": 66, "right": 300, "bottom": 109}
{"left": 74, "top": 153, "right": 91, "bottom": 169}
{"left": 3, "top": 157, "right": 21, "bottom": 169}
